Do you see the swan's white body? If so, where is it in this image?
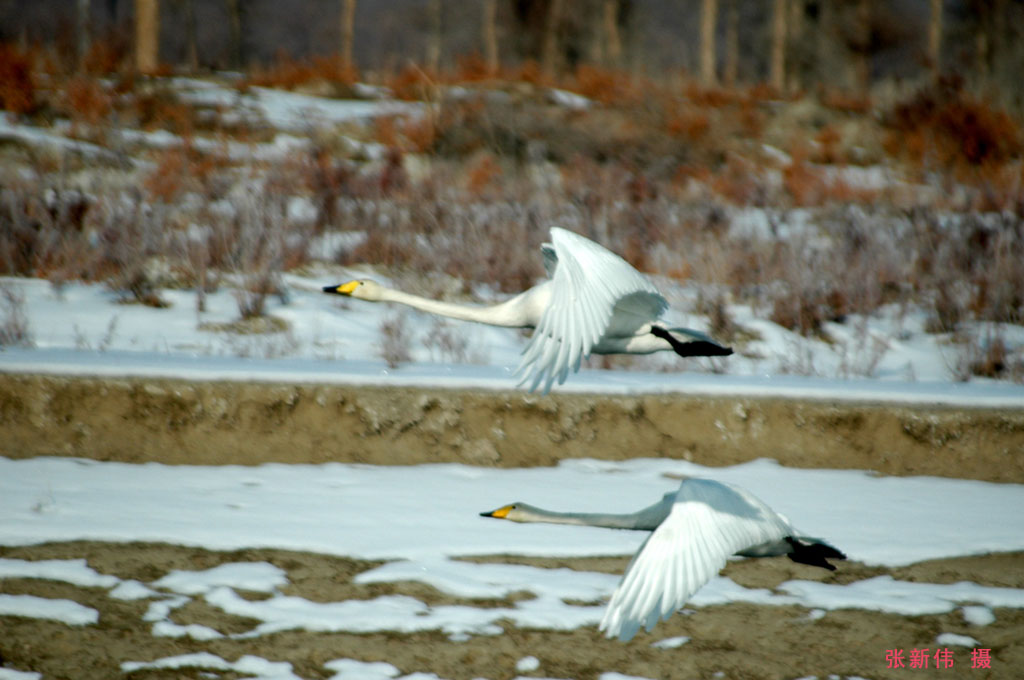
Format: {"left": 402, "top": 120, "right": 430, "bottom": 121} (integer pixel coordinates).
{"left": 481, "top": 477, "right": 844, "bottom": 641}
{"left": 324, "top": 227, "right": 731, "bottom": 393}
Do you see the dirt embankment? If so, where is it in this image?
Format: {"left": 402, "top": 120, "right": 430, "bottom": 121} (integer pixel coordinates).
{"left": 2, "top": 373, "right": 1022, "bottom": 482}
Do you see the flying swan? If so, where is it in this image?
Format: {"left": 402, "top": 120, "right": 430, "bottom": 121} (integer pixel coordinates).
{"left": 323, "top": 227, "right": 732, "bottom": 393}
{"left": 480, "top": 477, "right": 845, "bottom": 641}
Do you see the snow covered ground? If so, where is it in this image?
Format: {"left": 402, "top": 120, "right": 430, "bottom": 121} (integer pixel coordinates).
{"left": 1, "top": 456, "right": 1023, "bottom": 680}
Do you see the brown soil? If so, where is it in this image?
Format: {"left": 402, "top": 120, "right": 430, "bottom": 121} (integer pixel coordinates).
{"left": 2, "top": 374, "right": 1023, "bottom": 481}
{"left": 1, "top": 374, "right": 1022, "bottom": 679}
{"left": 0, "top": 542, "right": 1020, "bottom": 680}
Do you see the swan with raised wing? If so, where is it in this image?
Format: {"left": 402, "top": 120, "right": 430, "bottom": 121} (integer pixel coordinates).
{"left": 480, "top": 477, "right": 845, "bottom": 641}
{"left": 323, "top": 227, "right": 732, "bottom": 393}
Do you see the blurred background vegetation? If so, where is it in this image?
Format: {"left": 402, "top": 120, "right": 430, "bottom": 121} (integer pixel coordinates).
{"left": 1, "top": 1, "right": 1022, "bottom": 380}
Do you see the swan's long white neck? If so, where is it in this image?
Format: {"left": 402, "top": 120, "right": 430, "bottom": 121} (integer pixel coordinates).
{"left": 375, "top": 286, "right": 538, "bottom": 328}
{"left": 514, "top": 506, "right": 650, "bottom": 530}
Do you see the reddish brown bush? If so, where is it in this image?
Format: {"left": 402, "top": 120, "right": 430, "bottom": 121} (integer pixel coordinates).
{"left": 782, "top": 147, "right": 825, "bottom": 206}
{"left": 885, "top": 77, "right": 1022, "bottom": 171}
{"left": 822, "top": 89, "right": 872, "bottom": 114}
{"left": 65, "top": 76, "right": 113, "bottom": 127}
{"left": 82, "top": 36, "right": 130, "bottom": 75}
{"left": 666, "top": 107, "right": 710, "bottom": 142}
{"left": 388, "top": 64, "right": 438, "bottom": 101}
{"left": 814, "top": 125, "right": 843, "bottom": 164}
{"left": 572, "top": 65, "right": 643, "bottom": 106}
{"left": 465, "top": 153, "right": 502, "bottom": 195}
{"left": 248, "top": 53, "right": 357, "bottom": 91}
{"left": 0, "top": 44, "right": 36, "bottom": 114}
{"left": 455, "top": 53, "right": 494, "bottom": 82}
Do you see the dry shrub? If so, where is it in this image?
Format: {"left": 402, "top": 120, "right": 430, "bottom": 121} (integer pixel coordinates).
{"left": 82, "top": 36, "right": 129, "bottom": 75}
{"left": 770, "top": 287, "right": 847, "bottom": 337}
{"left": 737, "top": 98, "right": 764, "bottom": 139}
{"left": 465, "top": 153, "right": 502, "bottom": 195}
{"left": 814, "top": 125, "right": 843, "bottom": 164}
{"left": 249, "top": 53, "right": 357, "bottom": 91}
{"left": 970, "top": 333, "right": 1009, "bottom": 379}
{"left": 220, "top": 192, "right": 296, "bottom": 320}
{"left": 388, "top": 64, "right": 438, "bottom": 102}
{"left": 144, "top": 147, "right": 191, "bottom": 202}
{"left": 710, "top": 156, "right": 767, "bottom": 205}
{"left": 422, "top": 318, "right": 474, "bottom": 364}
{"left": 966, "top": 161, "right": 1024, "bottom": 214}
{"left": 132, "top": 86, "right": 194, "bottom": 134}
{"left": 455, "top": 53, "right": 494, "bottom": 81}
{"left": 400, "top": 115, "right": 437, "bottom": 154}
{"left": 374, "top": 113, "right": 436, "bottom": 155}
{"left": 0, "top": 284, "right": 33, "bottom": 347}
{"left": 65, "top": 76, "right": 113, "bottom": 127}
{"left": 746, "top": 82, "right": 780, "bottom": 103}
{"left": 0, "top": 178, "right": 94, "bottom": 280}
{"left": 822, "top": 89, "right": 872, "bottom": 114}
{"left": 909, "top": 210, "right": 1023, "bottom": 330}
{"left": 90, "top": 193, "right": 171, "bottom": 307}
{"left": 885, "top": 76, "right": 1022, "bottom": 173}
{"left": 343, "top": 229, "right": 418, "bottom": 270}
{"left": 821, "top": 178, "right": 880, "bottom": 205}
{"left": 666, "top": 107, "right": 710, "bottom": 142}
{"left": 0, "top": 44, "right": 36, "bottom": 114}
{"left": 379, "top": 312, "right": 412, "bottom": 368}
{"left": 685, "top": 83, "right": 740, "bottom": 108}
{"left": 572, "top": 65, "right": 643, "bottom": 106}
{"left": 302, "top": 145, "right": 354, "bottom": 230}
{"left": 510, "top": 60, "right": 545, "bottom": 87}
{"left": 144, "top": 136, "right": 223, "bottom": 203}
{"left": 783, "top": 149, "right": 825, "bottom": 206}
{"left": 950, "top": 328, "right": 1024, "bottom": 383}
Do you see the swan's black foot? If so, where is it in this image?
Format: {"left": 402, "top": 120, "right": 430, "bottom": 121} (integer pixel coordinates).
{"left": 784, "top": 536, "right": 847, "bottom": 571}
{"left": 650, "top": 326, "right": 733, "bottom": 358}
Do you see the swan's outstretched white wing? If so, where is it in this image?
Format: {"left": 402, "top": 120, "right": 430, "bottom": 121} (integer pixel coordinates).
{"left": 598, "top": 478, "right": 792, "bottom": 641}
{"left": 516, "top": 228, "right": 667, "bottom": 393}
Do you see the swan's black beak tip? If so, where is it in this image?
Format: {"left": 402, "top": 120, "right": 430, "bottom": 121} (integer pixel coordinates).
{"left": 322, "top": 284, "right": 339, "bottom": 294}
{"left": 479, "top": 510, "right": 494, "bottom": 517}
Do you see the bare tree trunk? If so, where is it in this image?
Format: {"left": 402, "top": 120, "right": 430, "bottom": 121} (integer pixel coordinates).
{"left": 700, "top": 0, "right": 717, "bottom": 85}
{"left": 853, "top": 0, "right": 871, "bottom": 93}
{"left": 816, "top": 0, "right": 835, "bottom": 87}
{"left": 770, "top": 0, "right": 786, "bottom": 90}
{"left": 603, "top": 0, "right": 622, "bottom": 66}
{"left": 975, "top": 20, "right": 989, "bottom": 81}
{"left": 77, "top": 0, "right": 90, "bottom": 71}
{"left": 427, "top": 0, "right": 442, "bottom": 72}
{"left": 927, "top": 0, "right": 942, "bottom": 73}
{"left": 183, "top": 0, "right": 198, "bottom": 72}
{"left": 340, "top": 0, "right": 356, "bottom": 73}
{"left": 723, "top": 0, "right": 738, "bottom": 85}
{"left": 787, "top": 0, "right": 803, "bottom": 91}
{"left": 589, "top": 6, "right": 605, "bottom": 64}
{"left": 134, "top": 0, "right": 159, "bottom": 73}
{"left": 225, "top": 0, "right": 243, "bottom": 70}
{"left": 541, "top": 0, "right": 565, "bottom": 79}
{"left": 482, "top": 0, "right": 498, "bottom": 74}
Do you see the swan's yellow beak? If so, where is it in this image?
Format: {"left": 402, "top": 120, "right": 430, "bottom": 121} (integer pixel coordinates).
{"left": 323, "top": 281, "right": 360, "bottom": 296}
{"left": 480, "top": 505, "right": 513, "bottom": 519}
